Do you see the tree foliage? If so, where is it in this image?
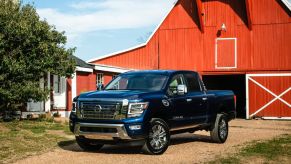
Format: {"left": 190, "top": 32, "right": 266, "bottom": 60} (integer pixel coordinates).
{"left": 0, "top": 1, "right": 76, "bottom": 111}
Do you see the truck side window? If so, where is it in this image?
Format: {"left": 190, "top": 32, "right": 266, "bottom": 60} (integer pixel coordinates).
{"left": 184, "top": 73, "right": 201, "bottom": 92}
{"left": 168, "top": 74, "right": 185, "bottom": 95}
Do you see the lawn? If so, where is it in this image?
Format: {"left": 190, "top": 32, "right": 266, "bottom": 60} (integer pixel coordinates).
{"left": 209, "top": 134, "right": 291, "bottom": 164}
{"left": 0, "top": 119, "right": 75, "bottom": 164}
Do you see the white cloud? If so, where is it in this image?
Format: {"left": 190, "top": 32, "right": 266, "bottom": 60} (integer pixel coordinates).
{"left": 37, "top": 0, "right": 176, "bottom": 36}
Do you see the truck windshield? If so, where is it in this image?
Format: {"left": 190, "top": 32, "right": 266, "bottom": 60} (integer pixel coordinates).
{"left": 105, "top": 74, "right": 168, "bottom": 91}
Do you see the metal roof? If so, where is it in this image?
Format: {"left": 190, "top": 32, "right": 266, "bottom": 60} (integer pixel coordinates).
{"left": 281, "top": 0, "right": 291, "bottom": 11}
{"left": 70, "top": 55, "right": 94, "bottom": 69}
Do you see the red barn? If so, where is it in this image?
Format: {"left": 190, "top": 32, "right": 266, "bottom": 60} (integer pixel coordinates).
{"left": 88, "top": 0, "right": 291, "bottom": 119}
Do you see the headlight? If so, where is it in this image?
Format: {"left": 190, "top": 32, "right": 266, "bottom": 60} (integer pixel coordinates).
{"left": 72, "top": 102, "right": 77, "bottom": 113}
{"left": 128, "top": 102, "right": 149, "bottom": 118}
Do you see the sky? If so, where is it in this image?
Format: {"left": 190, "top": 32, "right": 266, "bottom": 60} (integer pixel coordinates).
{"left": 21, "top": 0, "right": 176, "bottom": 61}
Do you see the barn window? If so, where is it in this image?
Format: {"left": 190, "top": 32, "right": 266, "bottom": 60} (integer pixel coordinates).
{"left": 97, "top": 73, "right": 104, "bottom": 85}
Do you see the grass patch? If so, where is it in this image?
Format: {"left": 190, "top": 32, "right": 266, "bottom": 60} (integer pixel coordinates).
{"left": 0, "top": 120, "right": 74, "bottom": 164}
{"left": 241, "top": 134, "right": 291, "bottom": 160}
{"left": 209, "top": 134, "right": 291, "bottom": 164}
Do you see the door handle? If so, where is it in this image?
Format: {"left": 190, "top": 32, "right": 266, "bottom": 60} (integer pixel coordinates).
{"left": 202, "top": 97, "right": 208, "bottom": 101}
{"left": 186, "top": 99, "right": 192, "bottom": 102}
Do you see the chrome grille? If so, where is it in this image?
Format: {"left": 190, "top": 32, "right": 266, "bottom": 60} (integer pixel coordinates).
{"left": 79, "top": 102, "right": 126, "bottom": 120}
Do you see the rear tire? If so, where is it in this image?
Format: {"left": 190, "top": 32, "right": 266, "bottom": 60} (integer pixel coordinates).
{"left": 210, "top": 114, "right": 228, "bottom": 143}
{"left": 143, "top": 118, "right": 170, "bottom": 155}
{"left": 76, "top": 136, "right": 104, "bottom": 151}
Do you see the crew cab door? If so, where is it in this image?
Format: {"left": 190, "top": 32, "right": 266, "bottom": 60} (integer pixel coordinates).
{"left": 183, "top": 73, "right": 209, "bottom": 124}
{"left": 167, "top": 74, "right": 193, "bottom": 128}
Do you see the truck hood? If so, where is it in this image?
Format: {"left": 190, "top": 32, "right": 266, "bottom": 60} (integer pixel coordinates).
{"left": 78, "top": 90, "right": 154, "bottom": 100}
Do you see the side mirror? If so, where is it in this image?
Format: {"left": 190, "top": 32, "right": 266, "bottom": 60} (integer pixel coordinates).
{"left": 177, "top": 85, "right": 187, "bottom": 95}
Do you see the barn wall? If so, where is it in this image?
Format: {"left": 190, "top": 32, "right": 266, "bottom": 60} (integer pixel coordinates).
{"left": 90, "top": 0, "right": 291, "bottom": 72}
{"left": 76, "top": 72, "right": 96, "bottom": 96}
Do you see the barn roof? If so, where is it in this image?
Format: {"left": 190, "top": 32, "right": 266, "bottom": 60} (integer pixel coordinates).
{"left": 281, "top": 0, "right": 291, "bottom": 11}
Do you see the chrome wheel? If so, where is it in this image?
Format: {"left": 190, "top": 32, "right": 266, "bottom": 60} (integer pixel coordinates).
{"left": 149, "top": 125, "right": 167, "bottom": 150}
{"left": 143, "top": 118, "right": 170, "bottom": 155}
{"left": 210, "top": 114, "right": 229, "bottom": 143}
{"left": 219, "top": 119, "right": 227, "bottom": 139}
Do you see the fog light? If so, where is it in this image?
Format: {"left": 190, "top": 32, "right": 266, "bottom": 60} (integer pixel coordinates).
{"left": 129, "top": 125, "right": 142, "bottom": 130}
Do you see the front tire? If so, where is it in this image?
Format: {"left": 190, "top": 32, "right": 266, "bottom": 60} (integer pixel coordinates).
{"left": 143, "top": 118, "right": 170, "bottom": 155}
{"left": 210, "top": 114, "right": 229, "bottom": 143}
{"left": 76, "top": 136, "right": 104, "bottom": 151}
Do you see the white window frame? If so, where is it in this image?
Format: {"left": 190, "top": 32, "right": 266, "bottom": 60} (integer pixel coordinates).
{"left": 53, "top": 75, "right": 66, "bottom": 95}
{"left": 215, "top": 38, "right": 237, "bottom": 69}
{"left": 97, "top": 73, "right": 104, "bottom": 85}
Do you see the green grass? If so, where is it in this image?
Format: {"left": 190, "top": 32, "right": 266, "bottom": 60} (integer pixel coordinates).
{"left": 209, "top": 134, "right": 291, "bottom": 164}
{"left": 0, "top": 120, "right": 75, "bottom": 164}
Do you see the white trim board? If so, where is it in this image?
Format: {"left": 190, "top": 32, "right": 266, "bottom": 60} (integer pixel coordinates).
{"left": 76, "top": 67, "right": 93, "bottom": 73}
{"left": 247, "top": 73, "right": 291, "bottom": 77}
{"left": 262, "top": 117, "right": 291, "bottom": 120}
{"left": 215, "top": 38, "right": 237, "bottom": 69}
{"left": 72, "top": 72, "right": 77, "bottom": 101}
{"left": 281, "top": 0, "right": 291, "bottom": 11}
{"left": 94, "top": 64, "right": 132, "bottom": 73}
{"left": 86, "top": 0, "right": 179, "bottom": 63}
{"left": 246, "top": 73, "right": 291, "bottom": 119}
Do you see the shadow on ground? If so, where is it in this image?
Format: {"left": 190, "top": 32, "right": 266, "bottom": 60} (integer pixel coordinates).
{"left": 57, "top": 133, "right": 212, "bottom": 154}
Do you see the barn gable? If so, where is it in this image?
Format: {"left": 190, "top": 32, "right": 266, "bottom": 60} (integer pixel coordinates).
{"left": 89, "top": 0, "right": 290, "bottom": 72}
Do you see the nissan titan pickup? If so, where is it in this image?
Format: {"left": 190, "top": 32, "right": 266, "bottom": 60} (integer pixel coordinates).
{"left": 69, "top": 70, "right": 236, "bottom": 155}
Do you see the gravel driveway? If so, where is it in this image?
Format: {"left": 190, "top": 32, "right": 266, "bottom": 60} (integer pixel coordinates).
{"left": 15, "top": 119, "right": 291, "bottom": 164}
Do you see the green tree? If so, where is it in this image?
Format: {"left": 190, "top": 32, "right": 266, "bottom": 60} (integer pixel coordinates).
{"left": 0, "top": 0, "right": 76, "bottom": 111}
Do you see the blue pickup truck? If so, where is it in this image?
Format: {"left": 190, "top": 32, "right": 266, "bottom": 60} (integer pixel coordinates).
{"left": 69, "top": 70, "right": 236, "bottom": 155}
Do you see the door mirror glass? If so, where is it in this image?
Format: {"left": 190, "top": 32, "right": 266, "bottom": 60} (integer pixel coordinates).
{"left": 177, "top": 84, "right": 187, "bottom": 95}
{"left": 167, "top": 74, "right": 186, "bottom": 96}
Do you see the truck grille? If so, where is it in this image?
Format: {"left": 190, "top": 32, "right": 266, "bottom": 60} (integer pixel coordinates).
{"left": 79, "top": 102, "right": 126, "bottom": 120}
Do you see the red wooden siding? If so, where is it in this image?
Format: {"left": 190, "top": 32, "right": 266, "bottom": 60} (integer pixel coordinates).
{"left": 247, "top": 74, "right": 291, "bottom": 118}
{"left": 76, "top": 72, "right": 96, "bottom": 96}
{"left": 250, "top": 0, "right": 290, "bottom": 24}
{"left": 160, "top": 0, "right": 199, "bottom": 30}
{"left": 158, "top": 28, "right": 204, "bottom": 71}
{"left": 90, "top": 0, "right": 291, "bottom": 72}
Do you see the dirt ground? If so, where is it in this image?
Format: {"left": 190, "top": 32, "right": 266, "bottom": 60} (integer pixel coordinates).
{"left": 15, "top": 119, "right": 291, "bottom": 164}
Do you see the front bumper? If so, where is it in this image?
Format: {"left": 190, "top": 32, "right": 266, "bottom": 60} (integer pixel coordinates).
{"left": 74, "top": 123, "right": 132, "bottom": 140}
